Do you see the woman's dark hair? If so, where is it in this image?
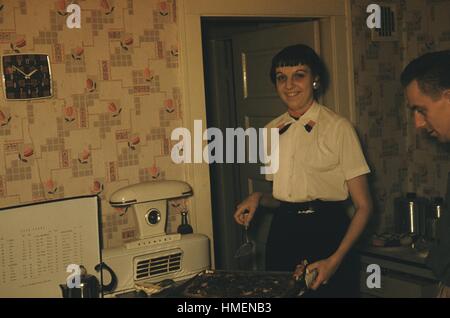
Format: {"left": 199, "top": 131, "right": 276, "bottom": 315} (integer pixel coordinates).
{"left": 270, "top": 44, "right": 329, "bottom": 100}
{"left": 400, "top": 50, "right": 450, "bottom": 99}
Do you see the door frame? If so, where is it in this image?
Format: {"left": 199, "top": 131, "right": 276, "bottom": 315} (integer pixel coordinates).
{"left": 177, "top": 0, "right": 355, "bottom": 267}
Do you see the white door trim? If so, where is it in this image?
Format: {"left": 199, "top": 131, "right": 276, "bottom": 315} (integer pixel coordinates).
{"left": 177, "top": 0, "right": 355, "bottom": 267}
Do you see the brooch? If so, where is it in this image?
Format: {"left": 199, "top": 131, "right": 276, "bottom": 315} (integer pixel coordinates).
{"left": 304, "top": 120, "right": 316, "bottom": 133}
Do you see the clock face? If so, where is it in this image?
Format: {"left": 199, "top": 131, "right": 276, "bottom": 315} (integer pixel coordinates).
{"left": 2, "top": 54, "right": 53, "bottom": 100}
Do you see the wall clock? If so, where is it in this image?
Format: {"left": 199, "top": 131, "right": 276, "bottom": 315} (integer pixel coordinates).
{"left": 1, "top": 53, "right": 53, "bottom": 100}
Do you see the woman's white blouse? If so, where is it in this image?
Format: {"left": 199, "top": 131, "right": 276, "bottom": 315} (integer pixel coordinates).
{"left": 265, "top": 102, "right": 370, "bottom": 202}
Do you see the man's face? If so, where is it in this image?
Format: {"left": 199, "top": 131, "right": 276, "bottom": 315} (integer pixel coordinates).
{"left": 405, "top": 80, "right": 450, "bottom": 143}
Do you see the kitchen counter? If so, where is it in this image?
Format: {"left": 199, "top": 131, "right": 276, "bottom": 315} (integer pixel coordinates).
{"left": 359, "top": 245, "right": 429, "bottom": 267}
{"left": 358, "top": 245, "right": 438, "bottom": 297}
{"left": 113, "top": 248, "right": 440, "bottom": 298}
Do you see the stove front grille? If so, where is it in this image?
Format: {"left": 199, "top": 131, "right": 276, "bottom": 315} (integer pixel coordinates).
{"left": 134, "top": 249, "right": 182, "bottom": 280}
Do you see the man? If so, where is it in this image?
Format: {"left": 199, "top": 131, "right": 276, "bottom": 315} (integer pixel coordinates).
{"left": 400, "top": 50, "right": 450, "bottom": 297}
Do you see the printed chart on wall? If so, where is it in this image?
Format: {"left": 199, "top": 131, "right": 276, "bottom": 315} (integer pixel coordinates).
{"left": 0, "top": 196, "right": 102, "bottom": 298}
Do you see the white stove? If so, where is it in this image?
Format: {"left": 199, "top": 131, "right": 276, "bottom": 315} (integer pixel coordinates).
{"left": 102, "top": 180, "right": 210, "bottom": 297}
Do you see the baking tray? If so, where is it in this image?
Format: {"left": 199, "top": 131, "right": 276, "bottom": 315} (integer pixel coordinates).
{"left": 153, "top": 269, "right": 308, "bottom": 298}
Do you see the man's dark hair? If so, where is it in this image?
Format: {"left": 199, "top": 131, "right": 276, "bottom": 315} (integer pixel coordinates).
{"left": 270, "top": 44, "right": 329, "bottom": 100}
{"left": 400, "top": 50, "right": 450, "bottom": 98}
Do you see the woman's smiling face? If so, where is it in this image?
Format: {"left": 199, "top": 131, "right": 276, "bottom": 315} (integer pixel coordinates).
{"left": 275, "top": 64, "right": 317, "bottom": 114}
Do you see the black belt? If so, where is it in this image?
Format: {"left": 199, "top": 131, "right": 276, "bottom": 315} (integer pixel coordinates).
{"left": 279, "top": 200, "right": 346, "bottom": 215}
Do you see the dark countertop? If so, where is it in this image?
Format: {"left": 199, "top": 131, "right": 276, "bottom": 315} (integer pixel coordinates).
{"left": 359, "top": 245, "right": 429, "bottom": 266}
{"left": 358, "top": 246, "right": 428, "bottom": 267}
{"left": 114, "top": 270, "right": 306, "bottom": 298}
{"left": 357, "top": 244, "right": 438, "bottom": 282}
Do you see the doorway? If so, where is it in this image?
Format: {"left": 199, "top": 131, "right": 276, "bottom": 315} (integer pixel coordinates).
{"left": 202, "top": 18, "right": 324, "bottom": 270}
{"left": 177, "top": 0, "right": 355, "bottom": 270}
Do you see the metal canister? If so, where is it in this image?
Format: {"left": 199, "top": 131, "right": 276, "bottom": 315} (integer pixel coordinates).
{"left": 426, "top": 197, "right": 443, "bottom": 241}
{"left": 394, "top": 193, "right": 428, "bottom": 236}
{"left": 406, "top": 192, "right": 420, "bottom": 235}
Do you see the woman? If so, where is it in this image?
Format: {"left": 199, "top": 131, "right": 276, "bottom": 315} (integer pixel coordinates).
{"left": 234, "top": 44, "right": 373, "bottom": 298}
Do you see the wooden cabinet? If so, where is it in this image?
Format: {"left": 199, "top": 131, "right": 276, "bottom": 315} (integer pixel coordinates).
{"left": 359, "top": 247, "right": 439, "bottom": 298}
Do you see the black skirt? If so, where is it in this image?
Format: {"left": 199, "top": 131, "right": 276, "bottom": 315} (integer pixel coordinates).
{"left": 265, "top": 200, "right": 360, "bottom": 298}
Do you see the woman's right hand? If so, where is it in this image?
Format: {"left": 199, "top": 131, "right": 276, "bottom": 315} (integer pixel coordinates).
{"left": 233, "top": 192, "right": 262, "bottom": 226}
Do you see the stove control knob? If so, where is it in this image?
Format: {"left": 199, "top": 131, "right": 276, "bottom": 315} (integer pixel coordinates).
{"left": 146, "top": 209, "right": 161, "bottom": 225}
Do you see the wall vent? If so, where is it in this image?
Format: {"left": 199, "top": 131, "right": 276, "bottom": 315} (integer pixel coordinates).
{"left": 371, "top": 4, "right": 398, "bottom": 42}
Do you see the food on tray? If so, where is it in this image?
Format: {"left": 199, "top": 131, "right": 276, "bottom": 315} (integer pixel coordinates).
{"left": 181, "top": 270, "right": 300, "bottom": 298}
{"left": 135, "top": 282, "right": 162, "bottom": 295}
{"left": 135, "top": 279, "right": 175, "bottom": 296}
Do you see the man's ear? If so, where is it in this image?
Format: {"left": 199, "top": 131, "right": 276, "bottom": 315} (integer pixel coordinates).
{"left": 444, "top": 89, "right": 450, "bottom": 102}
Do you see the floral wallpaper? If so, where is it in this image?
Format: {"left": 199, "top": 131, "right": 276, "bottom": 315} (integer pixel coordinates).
{"left": 0, "top": 0, "right": 187, "bottom": 248}
{"left": 351, "top": 0, "right": 450, "bottom": 233}
{"left": 1, "top": 0, "right": 448, "bottom": 247}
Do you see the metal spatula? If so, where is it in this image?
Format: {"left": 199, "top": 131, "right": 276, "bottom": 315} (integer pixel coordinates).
{"left": 234, "top": 223, "right": 255, "bottom": 258}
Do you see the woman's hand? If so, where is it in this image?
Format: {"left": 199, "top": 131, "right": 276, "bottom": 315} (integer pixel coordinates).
{"left": 307, "top": 256, "right": 342, "bottom": 290}
{"left": 233, "top": 192, "right": 262, "bottom": 225}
